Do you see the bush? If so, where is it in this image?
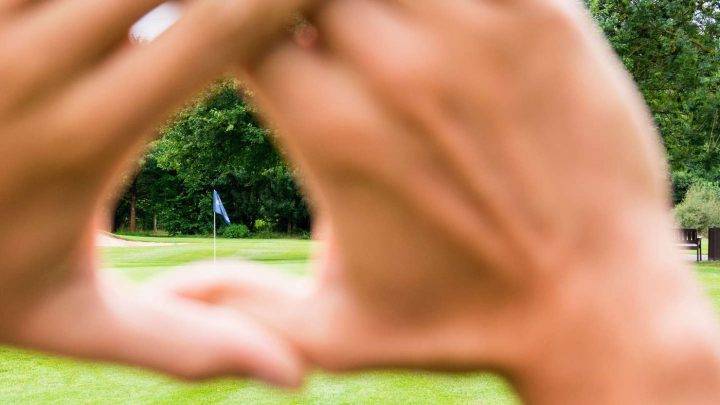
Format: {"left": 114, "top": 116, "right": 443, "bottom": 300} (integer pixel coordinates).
{"left": 222, "top": 224, "right": 250, "bottom": 239}
{"left": 671, "top": 171, "right": 697, "bottom": 205}
{"left": 254, "top": 219, "right": 275, "bottom": 233}
{"left": 674, "top": 182, "right": 720, "bottom": 236}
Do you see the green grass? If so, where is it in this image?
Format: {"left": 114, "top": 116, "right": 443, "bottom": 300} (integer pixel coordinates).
{"left": 3, "top": 237, "right": 720, "bottom": 404}
{"left": 0, "top": 237, "right": 520, "bottom": 404}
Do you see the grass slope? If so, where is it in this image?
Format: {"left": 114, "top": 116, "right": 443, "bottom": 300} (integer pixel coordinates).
{"left": 2, "top": 237, "right": 719, "bottom": 404}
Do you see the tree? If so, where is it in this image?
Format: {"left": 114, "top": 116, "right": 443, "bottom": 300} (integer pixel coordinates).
{"left": 118, "top": 80, "right": 311, "bottom": 234}
{"left": 588, "top": 0, "right": 720, "bottom": 202}
{"left": 113, "top": 152, "right": 190, "bottom": 233}
{"left": 675, "top": 181, "right": 720, "bottom": 234}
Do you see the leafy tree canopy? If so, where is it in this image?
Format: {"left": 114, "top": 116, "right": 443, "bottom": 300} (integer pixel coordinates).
{"left": 589, "top": 0, "right": 720, "bottom": 202}
{"left": 115, "top": 80, "right": 310, "bottom": 235}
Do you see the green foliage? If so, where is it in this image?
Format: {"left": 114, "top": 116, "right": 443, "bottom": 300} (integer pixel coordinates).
{"left": 675, "top": 181, "right": 720, "bottom": 234}
{"left": 222, "top": 224, "right": 251, "bottom": 239}
{"left": 113, "top": 153, "right": 194, "bottom": 234}
{"left": 254, "top": 219, "right": 274, "bottom": 233}
{"left": 155, "top": 80, "right": 310, "bottom": 233}
{"left": 589, "top": 0, "right": 720, "bottom": 193}
{"left": 671, "top": 170, "right": 699, "bottom": 205}
{"left": 115, "top": 80, "right": 310, "bottom": 235}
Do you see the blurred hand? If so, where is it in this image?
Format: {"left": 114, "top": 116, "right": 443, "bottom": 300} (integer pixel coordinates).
{"left": 0, "top": 0, "right": 312, "bottom": 385}
{"left": 160, "top": 0, "right": 720, "bottom": 402}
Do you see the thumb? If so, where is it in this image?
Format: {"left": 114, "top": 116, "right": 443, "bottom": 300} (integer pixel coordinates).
{"left": 12, "top": 274, "right": 304, "bottom": 386}
{"left": 149, "top": 260, "right": 312, "bottom": 337}
{"left": 148, "top": 260, "right": 325, "bottom": 366}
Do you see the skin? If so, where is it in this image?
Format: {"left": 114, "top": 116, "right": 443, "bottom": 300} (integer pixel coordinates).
{"left": 153, "top": 0, "right": 720, "bottom": 403}
{"left": 2, "top": 0, "right": 720, "bottom": 403}
{"left": 0, "top": 0, "right": 312, "bottom": 386}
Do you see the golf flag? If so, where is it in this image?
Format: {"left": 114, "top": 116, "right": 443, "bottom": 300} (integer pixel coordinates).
{"left": 213, "top": 190, "right": 231, "bottom": 225}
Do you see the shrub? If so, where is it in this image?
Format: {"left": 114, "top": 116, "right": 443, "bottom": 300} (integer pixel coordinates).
{"left": 222, "top": 224, "right": 250, "bottom": 239}
{"left": 254, "top": 219, "right": 275, "bottom": 233}
{"left": 671, "top": 171, "right": 697, "bottom": 205}
{"left": 675, "top": 182, "right": 720, "bottom": 235}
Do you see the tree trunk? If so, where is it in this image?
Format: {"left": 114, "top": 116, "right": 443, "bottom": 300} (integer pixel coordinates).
{"left": 129, "top": 178, "right": 137, "bottom": 232}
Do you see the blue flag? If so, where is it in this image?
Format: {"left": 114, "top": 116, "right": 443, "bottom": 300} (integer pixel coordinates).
{"left": 213, "top": 190, "right": 231, "bottom": 225}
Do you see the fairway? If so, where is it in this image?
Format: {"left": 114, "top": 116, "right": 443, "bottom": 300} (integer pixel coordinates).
{"left": 2, "top": 237, "right": 720, "bottom": 405}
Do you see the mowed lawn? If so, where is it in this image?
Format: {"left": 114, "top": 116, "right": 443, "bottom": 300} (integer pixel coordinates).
{"left": 2, "top": 237, "right": 720, "bottom": 405}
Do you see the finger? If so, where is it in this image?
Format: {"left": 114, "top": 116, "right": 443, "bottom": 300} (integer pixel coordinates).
{"left": 310, "top": 216, "right": 344, "bottom": 285}
{"left": 149, "top": 260, "right": 313, "bottom": 352}
{"left": 313, "top": 0, "right": 495, "bottom": 102}
{"left": 0, "top": 0, "right": 169, "bottom": 112}
{"left": 155, "top": 261, "right": 503, "bottom": 372}
{"left": 43, "top": 0, "right": 310, "bottom": 177}
{"left": 310, "top": 0, "right": 459, "bottom": 112}
{"left": 314, "top": 0, "right": 537, "bottom": 267}
{"left": 243, "top": 29, "right": 520, "bottom": 269}
{"left": 150, "top": 260, "right": 377, "bottom": 372}
{"left": 242, "top": 41, "right": 344, "bottom": 157}
{"left": 240, "top": 36, "right": 405, "bottom": 216}
{"left": 314, "top": 0, "right": 430, "bottom": 92}
{"left": 13, "top": 274, "right": 304, "bottom": 385}
{"left": 238, "top": 41, "right": 331, "bottom": 214}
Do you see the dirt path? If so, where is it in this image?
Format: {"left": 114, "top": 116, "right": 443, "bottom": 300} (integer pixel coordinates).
{"left": 96, "top": 233, "right": 178, "bottom": 247}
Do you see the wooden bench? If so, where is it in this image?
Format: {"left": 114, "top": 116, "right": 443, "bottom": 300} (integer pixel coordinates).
{"left": 676, "top": 228, "right": 702, "bottom": 262}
